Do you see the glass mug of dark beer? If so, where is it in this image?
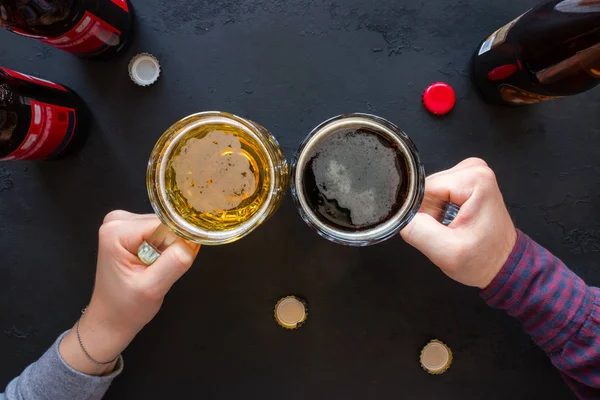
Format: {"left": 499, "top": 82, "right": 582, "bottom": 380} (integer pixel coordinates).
{"left": 291, "top": 113, "right": 459, "bottom": 246}
{"left": 138, "top": 111, "right": 288, "bottom": 265}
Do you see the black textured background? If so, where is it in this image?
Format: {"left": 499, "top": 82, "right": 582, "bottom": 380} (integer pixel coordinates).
{"left": 1, "top": 0, "right": 599, "bottom": 399}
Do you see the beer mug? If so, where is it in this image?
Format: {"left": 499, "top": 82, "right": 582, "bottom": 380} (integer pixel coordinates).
{"left": 291, "top": 113, "right": 459, "bottom": 246}
{"left": 138, "top": 111, "right": 288, "bottom": 265}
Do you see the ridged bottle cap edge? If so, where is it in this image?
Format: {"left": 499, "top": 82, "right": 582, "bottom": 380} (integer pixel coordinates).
{"left": 420, "top": 339, "right": 453, "bottom": 374}
{"left": 274, "top": 296, "right": 308, "bottom": 330}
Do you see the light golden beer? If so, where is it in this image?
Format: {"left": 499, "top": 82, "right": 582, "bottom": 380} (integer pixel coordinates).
{"left": 164, "top": 122, "right": 273, "bottom": 231}
{"left": 146, "top": 112, "right": 288, "bottom": 245}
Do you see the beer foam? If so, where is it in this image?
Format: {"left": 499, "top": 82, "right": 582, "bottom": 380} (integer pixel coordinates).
{"left": 172, "top": 130, "right": 257, "bottom": 214}
{"left": 311, "top": 131, "right": 400, "bottom": 228}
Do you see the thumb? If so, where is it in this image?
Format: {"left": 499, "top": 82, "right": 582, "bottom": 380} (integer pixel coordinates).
{"left": 143, "top": 239, "right": 200, "bottom": 294}
{"left": 400, "top": 213, "right": 457, "bottom": 267}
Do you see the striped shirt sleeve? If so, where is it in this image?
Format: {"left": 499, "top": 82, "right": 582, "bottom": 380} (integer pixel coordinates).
{"left": 481, "top": 230, "right": 600, "bottom": 399}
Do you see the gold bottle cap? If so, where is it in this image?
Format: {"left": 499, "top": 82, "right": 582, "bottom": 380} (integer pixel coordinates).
{"left": 420, "top": 340, "right": 452, "bottom": 374}
{"left": 274, "top": 296, "right": 308, "bottom": 329}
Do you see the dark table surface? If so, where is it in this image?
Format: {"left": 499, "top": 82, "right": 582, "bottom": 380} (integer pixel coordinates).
{"left": 1, "top": 0, "right": 599, "bottom": 399}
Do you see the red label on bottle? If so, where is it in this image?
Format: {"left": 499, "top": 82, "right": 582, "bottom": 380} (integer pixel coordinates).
{"left": 0, "top": 68, "right": 68, "bottom": 92}
{"left": 487, "top": 64, "right": 518, "bottom": 81}
{"left": 40, "top": 11, "right": 122, "bottom": 56}
{"left": 111, "top": 0, "right": 129, "bottom": 12}
{"left": 0, "top": 101, "right": 77, "bottom": 161}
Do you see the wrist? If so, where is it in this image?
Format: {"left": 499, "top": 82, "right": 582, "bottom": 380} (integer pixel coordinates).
{"left": 59, "top": 305, "right": 137, "bottom": 376}
{"left": 479, "top": 227, "right": 519, "bottom": 289}
{"left": 85, "top": 299, "right": 142, "bottom": 340}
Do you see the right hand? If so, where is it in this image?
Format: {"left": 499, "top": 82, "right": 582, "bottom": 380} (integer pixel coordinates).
{"left": 400, "top": 158, "right": 517, "bottom": 289}
{"left": 60, "top": 211, "right": 200, "bottom": 375}
{"left": 88, "top": 211, "right": 200, "bottom": 338}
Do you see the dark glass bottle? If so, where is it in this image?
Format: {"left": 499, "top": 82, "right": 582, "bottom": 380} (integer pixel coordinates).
{"left": 471, "top": 0, "right": 600, "bottom": 105}
{"left": 0, "top": 0, "right": 134, "bottom": 58}
{"left": 0, "top": 67, "right": 88, "bottom": 161}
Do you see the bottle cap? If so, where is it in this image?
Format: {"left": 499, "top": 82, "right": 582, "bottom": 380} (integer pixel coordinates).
{"left": 423, "top": 82, "right": 456, "bottom": 115}
{"left": 420, "top": 339, "right": 452, "bottom": 374}
{"left": 274, "top": 296, "right": 308, "bottom": 329}
{"left": 129, "top": 53, "right": 161, "bottom": 86}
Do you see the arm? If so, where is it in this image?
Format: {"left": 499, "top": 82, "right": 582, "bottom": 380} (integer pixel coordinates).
{"left": 4, "top": 332, "right": 124, "bottom": 400}
{"left": 2, "top": 211, "right": 199, "bottom": 400}
{"left": 401, "top": 157, "right": 599, "bottom": 398}
{"left": 482, "top": 230, "right": 600, "bottom": 398}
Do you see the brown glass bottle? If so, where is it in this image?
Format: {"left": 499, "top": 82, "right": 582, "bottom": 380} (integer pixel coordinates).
{"left": 0, "top": 67, "right": 88, "bottom": 161}
{"left": 471, "top": 0, "right": 600, "bottom": 105}
{"left": 0, "top": 0, "right": 134, "bottom": 58}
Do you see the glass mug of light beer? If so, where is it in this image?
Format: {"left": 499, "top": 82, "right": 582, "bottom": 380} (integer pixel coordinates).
{"left": 291, "top": 113, "right": 459, "bottom": 246}
{"left": 138, "top": 111, "right": 288, "bottom": 265}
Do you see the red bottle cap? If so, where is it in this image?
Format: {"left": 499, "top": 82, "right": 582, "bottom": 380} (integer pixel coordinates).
{"left": 423, "top": 82, "right": 456, "bottom": 115}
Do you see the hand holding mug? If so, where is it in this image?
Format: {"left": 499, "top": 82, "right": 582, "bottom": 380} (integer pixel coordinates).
{"left": 401, "top": 158, "right": 517, "bottom": 289}
{"left": 60, "top": 211, "right": 200, "bottom": 376}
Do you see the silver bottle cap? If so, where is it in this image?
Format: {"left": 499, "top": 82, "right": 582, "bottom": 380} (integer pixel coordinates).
{"left": 129, "top": 53, "right": 161, "bottom": 86}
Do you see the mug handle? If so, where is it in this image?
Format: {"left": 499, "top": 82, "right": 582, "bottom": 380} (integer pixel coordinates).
{"left": 420, "top": 194, "right": 460, "bottom": 226}
{"left": 137, "top": 223, "right": 180, "bottom": 265}
{"left": 138, "top": 196, "right": 459, "bottom": 265}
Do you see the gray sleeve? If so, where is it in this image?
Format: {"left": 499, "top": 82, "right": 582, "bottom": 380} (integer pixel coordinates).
{"left": 2, "top": 331, "right": 124, "bottom": 400}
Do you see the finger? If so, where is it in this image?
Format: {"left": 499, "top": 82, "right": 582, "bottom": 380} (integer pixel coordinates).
{"left": 451, "top": 157, "right": 488, "bottom": 170}
{"left": 427, "top": 157, "right": 488, "bottom": 180}
{"left": 400, "top": 213, "right": 458, "bottom": 266}
{"left": 102, "top": 218, "right": 163, "bottom": 254}
{"left": 103, "top": 210, "right": 157, "bottom": 224}
{"left": 424, "top": 165, "right": 494, "bottom": 206}
{"left": 143, "top": 238, "right": 200, "bottom": 293}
